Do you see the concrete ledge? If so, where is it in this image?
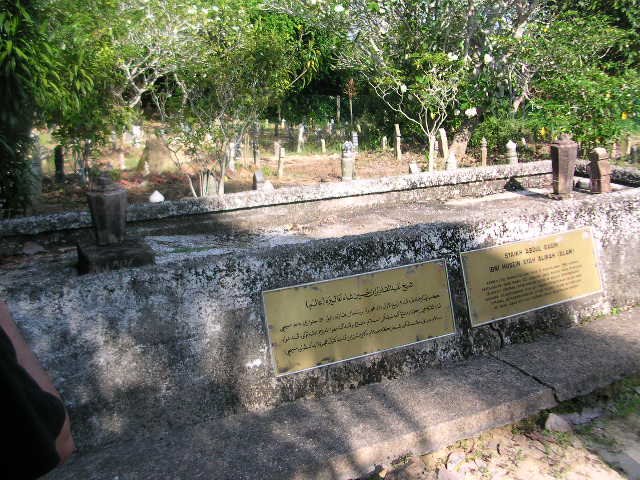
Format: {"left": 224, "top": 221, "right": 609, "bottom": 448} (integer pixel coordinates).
{"left": 494, "top": 309, "right": 640, "bottom": 401}
{"left": 46, "top": 356, "right": 556, "bottom": 480}
{"left": 1, "top": 161, "right": 553, "bottom": 237}
{"left": 47, "top": 309, "right": 640, "bottom": 480}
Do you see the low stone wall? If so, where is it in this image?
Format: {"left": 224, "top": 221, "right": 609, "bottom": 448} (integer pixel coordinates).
{"left": 0, "top": 162, "right": 553, "bottom": 255}
{"left": 1, "top": 176, "right": 639, "bottom": 450}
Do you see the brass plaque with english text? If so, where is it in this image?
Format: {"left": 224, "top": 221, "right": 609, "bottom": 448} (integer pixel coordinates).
{"left": 461, "top": 228, "right": 602, "bottom": 327}
{"left": 262, "top": 260, "right": 455, "bottom": 376}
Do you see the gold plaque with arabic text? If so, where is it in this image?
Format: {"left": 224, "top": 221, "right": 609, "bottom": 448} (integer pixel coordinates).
{"left": 461, "top": 228, "right": 602, "bottom": 327}
{"left": 262, "top": 260, "right": 455, "bottom": 376}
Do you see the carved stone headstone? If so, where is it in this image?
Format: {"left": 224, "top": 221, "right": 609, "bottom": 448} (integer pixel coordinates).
{"left": 551, "top": 134, "right": 578, "bottom": 199}
{"left": 320, "top": 138, "right": 326, "bottom": 153}
{"left": 87, "top": 173, "right": 127, "bottom": 245}
{"left": 381, "top": 136, "right": 387, "bottom": 151}
{"left": 341, "top": 141, "right": 355, "bottom": 181}
{"left": 481, "top": 137, "right": 488, "bottom": 167}
{"left": 589, "top": 148, "right": 612, "bottom": 194}
{"left": 409, "top": 162, "right": 421, "bottom": 174}
{"left": 506, "top": 140, "right": 518, "bottom": 165}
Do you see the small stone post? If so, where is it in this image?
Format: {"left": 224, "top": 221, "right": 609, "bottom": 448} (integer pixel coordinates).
{"left": 273, "top": 141, "right": 280, "bottom": 160}
{"left": 428, "top": 135, "right": 437, "bottom": 172}
{"left": 351, "top": 131, "right": 359, "bottom": 157}
{"left": 394, "top": 124, "right": 402, "bottom": 161}
{"left": 438, "top": 128, "right": 449, "bottom": 161}
{"left": 277, "top": 147, "right": 285, "bottom": 178}
{"left": 481, "top": 137, "right": 488, "bottom": 167}
{"left": 296, "top": 124, "right": 305, "bottom": 153}
{"left": 446, "top": 151, "right": 457, "bottom": 170}
{"left": 631, "top": 145, "right": 640, "bottom": 163}
{"left": 550, "top": 134, "right": 578, "bottom": 199}
{"left": 86, "top": 173, "right": 127, "bottom": 245}
{"left": 341, "top": 141, "right": 355, "bottom": 181}
{"left": 409, "top": 162, "right": 421, "bottom": 174}
{"left": 54, "top": 145, "right": 65, "bottom": 183}
{"left": 506, "top": 140, "right": 518, "bottom": 165}
{"left": 589, "top": 148, "right": 612, "bottom": 194}
{"left": 381, "top": 136, "right": 387, "bottom": 151}
{"left": 118, "top": 149, "right": 126, "bottom": 170}
{"left": 320, "top": 138, "right": 326, "bottom": 154}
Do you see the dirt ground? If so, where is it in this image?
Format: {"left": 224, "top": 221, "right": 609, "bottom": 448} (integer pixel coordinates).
{"left": 356, "top": 378, "right": 640, "bottom": 480}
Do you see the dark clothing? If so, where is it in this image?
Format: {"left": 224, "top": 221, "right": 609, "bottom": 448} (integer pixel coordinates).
{"left": 0, "top": 327, "right": 65, "bottom": 479}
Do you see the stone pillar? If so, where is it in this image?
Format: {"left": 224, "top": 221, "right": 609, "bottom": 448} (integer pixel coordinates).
{"left": 336, "top": 95, "right": 341, "bottom": 124}
{"left": 438, "top": 128, "right": 449, "bottom": 161}
{"left": 296, "top": 124, "right": 305, "bottom": 153}
{"left": 341, "top": 141, "right": 355, "bottom": 181}
{"left": 631, "top": 145, "right": 639, "bottom": 163}
{"left": 277, "top": 147, "right": 285, "bottom": 178}
{"left": 86, "top": 173, "right": 127, "bottom": 245}
{"left": 351, "top": 131, "right": 359, "bottom": 157}
{"left": 273, "top": 141, "right": 280, "bottom": 160}
{"left": 409, "top": 162, "right": 420, "bottom": 174}
{"left": 446, "top": 151, "right": 457, "bottom": 170}
{"left": 428, "top": 135, "right": 437, "bottom": 172}
{"left": 320, "top": 138, "right": 326, "bottom": 154}
{"left": 506, "top": 140, "right": 518, "bottom": 165}
{"left": 481, "top": 137, "right": 488, "bottom": 167}
{"left": 394, "top": 124, "right": 402, "bottom": 161}
{"left": 550, "top": 134, "right": 578, "bottom": 199}
{"left": 381, "top": 136, "right": 387, "bottom": 151}
{"left": 589, "top": 148, "right": 612, "bottom": 194}
{"left": 54, "top": 145, "right": 65, "bottom": 183}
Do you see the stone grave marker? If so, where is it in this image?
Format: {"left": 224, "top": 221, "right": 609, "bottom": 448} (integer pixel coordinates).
{"left": 278, "top": 147, "right": 285, "bottom": 178}
{"left": 394, "top": 124, "right": 402, "bottom": 161}
{"left": 438, "top": 128, "right": 449, "bottom": 161}
{"left": 341, "top": 141, "right": 355, "bottom": 181}
{"left": 506, "top": 140, "right": 518, "bottom": 165}
{"left": 78, "top": 173, "right": 155, "bottom": 274}
{"left": 551, "top": 134, "right": 577, "bottom": 199}
{"left": 589, "top": 148, "right": 612, "bottom": 194}
{"left": 481, "top": 137, "right": 488, "bottom": 166}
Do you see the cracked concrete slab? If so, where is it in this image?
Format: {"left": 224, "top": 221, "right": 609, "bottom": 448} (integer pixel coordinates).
{"left": 494, "top": 310, "right": 640, "bottom": 401}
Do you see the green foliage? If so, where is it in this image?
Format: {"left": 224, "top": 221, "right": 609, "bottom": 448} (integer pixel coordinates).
{"left": 527, "top": 68, "right": 640, "bottom": 149}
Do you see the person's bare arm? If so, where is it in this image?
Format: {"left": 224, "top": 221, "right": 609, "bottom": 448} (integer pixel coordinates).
{"left": 0, "top": 301, "right": 75, "bottom": 463}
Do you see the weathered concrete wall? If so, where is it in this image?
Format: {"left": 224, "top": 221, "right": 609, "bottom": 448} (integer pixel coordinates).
{"left": 0, "top": 162, "right": 552, "bottom": 255}
{"left": 1, "top": 179, "right": 639, "bottom": 451}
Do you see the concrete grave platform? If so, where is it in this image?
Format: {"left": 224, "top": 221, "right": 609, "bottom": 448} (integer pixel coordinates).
{"left": 46, "top": 311, "right": 639, "bottom": 480}
{"left": 1, "top": 161, "right": 639, "bottom": 458}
